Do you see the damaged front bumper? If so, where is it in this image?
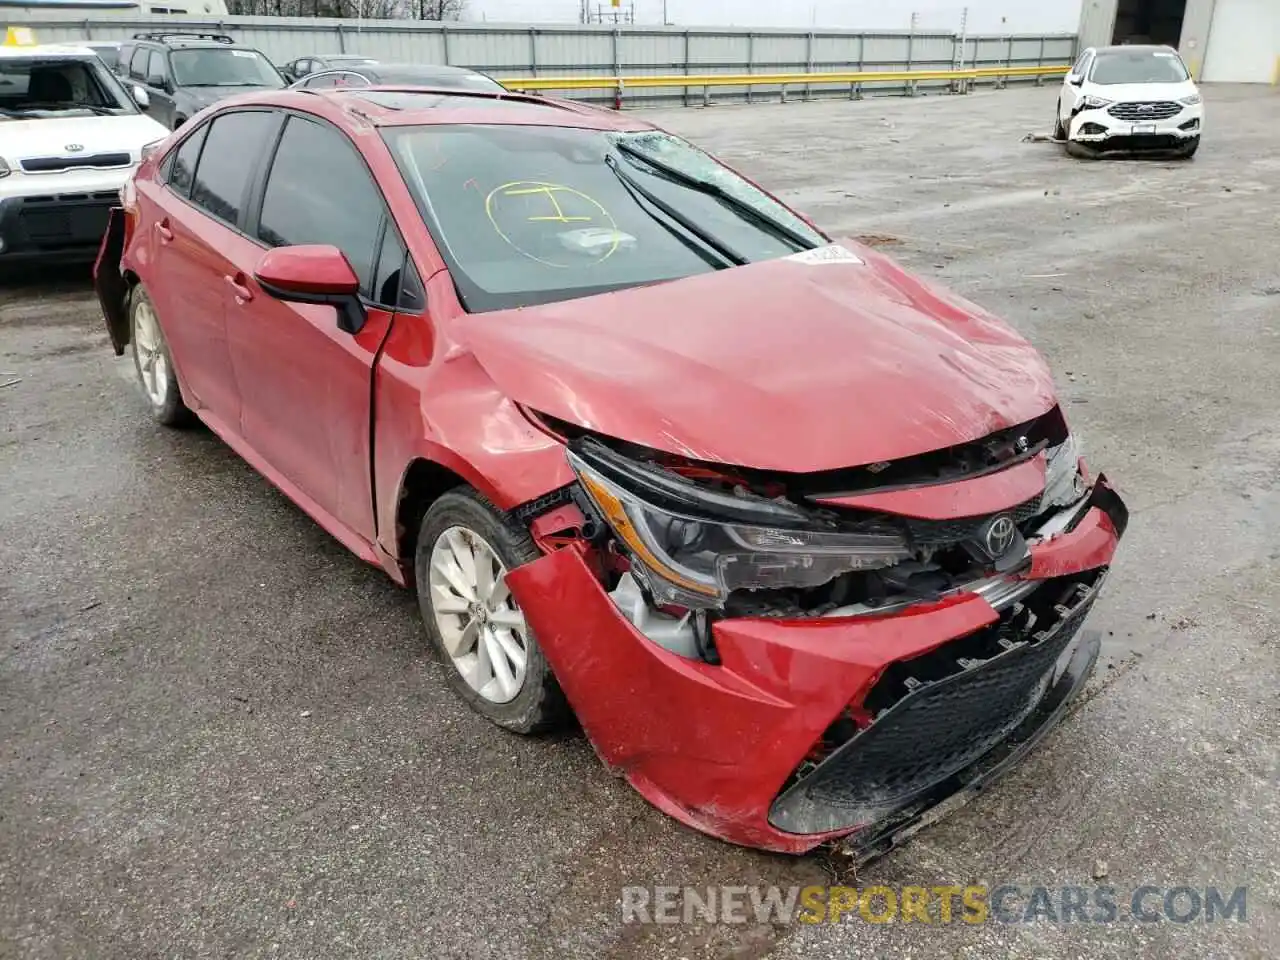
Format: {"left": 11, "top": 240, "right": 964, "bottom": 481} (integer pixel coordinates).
{"left": 505, "top": 477, "right": 1126, "bottom": 854}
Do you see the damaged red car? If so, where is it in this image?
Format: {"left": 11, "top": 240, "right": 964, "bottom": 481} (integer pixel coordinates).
{"left": 95, "top": 85, "right": 1128, "bottom": 857}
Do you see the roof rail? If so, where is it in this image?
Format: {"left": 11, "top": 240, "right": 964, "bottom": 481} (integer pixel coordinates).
{"left": 132, "top": 32, "right": 235, "bottom": 44}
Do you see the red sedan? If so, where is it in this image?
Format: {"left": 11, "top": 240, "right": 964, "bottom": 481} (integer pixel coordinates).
{"left": 95, "top": 85, "right": 1127, "bottom": 857}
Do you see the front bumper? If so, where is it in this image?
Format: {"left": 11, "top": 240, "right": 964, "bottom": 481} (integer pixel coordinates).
{"left": 0, "top": 189, "right": 121, "bottom": 261}
{"left": 1069, "top": 102, "right": 1202, "bottom": 151}
{"left": 506, "top": 477, "right": 1126, "bottom": 854}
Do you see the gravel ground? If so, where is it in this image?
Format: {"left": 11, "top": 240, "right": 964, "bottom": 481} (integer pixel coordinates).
{"left": 1, "top": 84, "right": 1277, "bottom": 959}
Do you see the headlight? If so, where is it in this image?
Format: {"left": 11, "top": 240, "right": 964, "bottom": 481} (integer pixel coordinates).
{"left": 1039, "top": 433, "right": 1087, "bottom": 514}
{"left": 139, "top": 138, "right": 165, "bottom": 163}
{"left": 0, "top": 157, "right": 10, "bottom": 179}
{"left": 569, "top": 447, "right": 911, "bottom": 609}
{"left": 1081, "top": 96, "right": 1114, "bottom": 109}
{"left": 1180, "top": 94, "right": 1202, "bottom": 106}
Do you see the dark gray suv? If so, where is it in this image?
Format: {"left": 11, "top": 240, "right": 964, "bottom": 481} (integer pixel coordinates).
{"left": 122, "top": 32, "right": 285, "bottom": 129}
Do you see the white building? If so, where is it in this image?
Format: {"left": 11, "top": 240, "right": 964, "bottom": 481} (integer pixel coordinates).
{"left": 1079, "top": 0, "right": 1279, "bottom": 82}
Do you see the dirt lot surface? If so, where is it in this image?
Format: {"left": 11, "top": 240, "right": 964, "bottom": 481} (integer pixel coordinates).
{"left": 2, "top": 85, "right": 1277, "bottom": 959}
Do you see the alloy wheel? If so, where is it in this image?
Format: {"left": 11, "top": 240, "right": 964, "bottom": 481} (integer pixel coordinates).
{"left": 427, "top": 525, "right": 529, "bottom": 704}
{"left": 133, "top": 299, "right": 170, "bottom": 408}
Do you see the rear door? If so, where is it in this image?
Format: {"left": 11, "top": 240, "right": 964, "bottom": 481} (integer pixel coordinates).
{"left": 144, "top": 109, "right": 282, "bottom": 432}
{"left": 145, "top": 50, "right": 177, "bottom": 128}
{"left": 223, "top": 112, "right": 403, "bottom": 542}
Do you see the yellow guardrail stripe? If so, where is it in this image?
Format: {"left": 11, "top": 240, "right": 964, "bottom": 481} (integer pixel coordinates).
{"left": 500, "top": 64, "right": 1068, "bottom": 91}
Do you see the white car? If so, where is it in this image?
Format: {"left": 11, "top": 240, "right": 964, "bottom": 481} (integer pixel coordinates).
{"left": 1055, "top": 45, "right": 1203, "bottom": 159}
{"left": 0, "top": 43, "right": 169, "bottom": 263}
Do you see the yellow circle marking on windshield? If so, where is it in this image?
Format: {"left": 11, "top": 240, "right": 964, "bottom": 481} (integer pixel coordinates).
{"left": 484, "top": 181, "right": 620, "bottom": 268}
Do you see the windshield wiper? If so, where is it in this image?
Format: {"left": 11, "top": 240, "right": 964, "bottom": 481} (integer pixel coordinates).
{"left": 14, "top": 102, "right": 116, "bottom": 116}
{"left": 613, "top": 139, "right": 819, "bottom": 252}
{"left": 605, "top": 154, "right": 746, "bottom": 268}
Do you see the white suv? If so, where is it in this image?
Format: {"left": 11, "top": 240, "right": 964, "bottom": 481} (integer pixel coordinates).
{"left": 0, "top": 44, "right": 169, "bottom": 262}
{"left": 1056, "top": 45, "right": 1204, "bottom": 159}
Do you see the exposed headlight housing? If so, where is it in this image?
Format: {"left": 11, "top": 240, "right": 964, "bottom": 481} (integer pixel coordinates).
{"left": 568, "top": 443, "right": 911, "bottom": 609}
{"left": 1180, "top": 94, "right": 1202, "bottom": 106}
{"left": 1039, "top": 433, "right": 1087, "bottom": 514}
{"left": 1081, "top": 96, "right": 1114, "bottom": 109}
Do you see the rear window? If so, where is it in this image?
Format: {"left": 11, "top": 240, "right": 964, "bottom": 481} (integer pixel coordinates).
{"left": 89, "top": 46, "right": 120, "bottom": 70}
{"left": 375, "top": 68, "right": 505, "bottom": 92}
{"left": 0, "top": 56, "right": 136, "bottom": 117}
{"left": 1090, "top": 50, "right": 1190, "bottom": 84}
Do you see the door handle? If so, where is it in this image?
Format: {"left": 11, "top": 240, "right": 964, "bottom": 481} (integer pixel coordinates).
{"left": 155, "top": 219, "right": 173, "bottom": 242}
{"left": 224, "top": 274, "right": 254, "bottom": 304}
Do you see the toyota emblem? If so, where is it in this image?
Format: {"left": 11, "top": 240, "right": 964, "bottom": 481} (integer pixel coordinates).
{"left": 65, "top": 143, "right": 85, "bottom": 153}
{"left": 984, "top": 515, "right": 1017, "bottom": 558}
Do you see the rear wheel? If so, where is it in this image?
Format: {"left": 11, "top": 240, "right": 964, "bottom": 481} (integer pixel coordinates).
{"left": 415, "top": 489, "right": 569, "bottom": 734}
{"left": 130, "top": 287, "right": 192, "bottom": 427}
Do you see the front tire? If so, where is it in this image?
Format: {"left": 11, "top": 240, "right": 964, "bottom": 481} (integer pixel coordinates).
{"left": 415, "top": 489, "right": 569, "bottom": 734}
{"left": 130, "top": 286, "right": 192, "bottom": 427}
{"left": 1052, "top": 104, "right": 1067, "bottom": 140}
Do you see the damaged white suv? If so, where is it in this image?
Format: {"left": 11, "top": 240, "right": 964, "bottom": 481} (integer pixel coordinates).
{"left": 1055, "top": 45, "right": 1203, "bottom": 159}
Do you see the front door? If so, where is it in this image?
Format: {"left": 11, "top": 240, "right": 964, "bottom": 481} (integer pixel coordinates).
{"left": 223, "top": 112, "right": 405, "bottom": 543}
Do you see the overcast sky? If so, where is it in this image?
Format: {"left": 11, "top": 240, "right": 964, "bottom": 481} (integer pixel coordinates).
{"left": 467, "top": 0, "right": 1083, "bottom": 33}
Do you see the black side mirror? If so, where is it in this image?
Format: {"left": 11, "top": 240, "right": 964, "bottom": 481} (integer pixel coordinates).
{"left": 1069, "top": 76, "right": 1084, "bottom": 87}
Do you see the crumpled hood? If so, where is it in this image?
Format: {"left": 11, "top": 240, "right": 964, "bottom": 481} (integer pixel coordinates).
{"left": 462, "top": 243, "right": 1058, "bottom": 473}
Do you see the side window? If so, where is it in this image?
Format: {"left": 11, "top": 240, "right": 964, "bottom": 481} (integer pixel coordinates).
{"left": 146, "top": 50, "right": 166, "bottom": 86}
{"left": 129, "top": 46, "right": 149, "bottom": 81}
{"left": 372, "top": 225, "right": 426, "bottom": 310}
{"left": 1078, "top": 52, "right": 1094, "bottom": 79}
{"left": 168, "top": 122, "right": 209, "bottom": 198}
{"left": 190, "top": 111, "right": 278, "bottom": 227}
{"left": 256, "top": 115, "right": 383, "bottom": 294}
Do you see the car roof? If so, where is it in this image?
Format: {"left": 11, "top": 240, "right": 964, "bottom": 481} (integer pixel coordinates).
{"left": 368, "top": 63, "right": 485, "bottom": 75}
{"left": 1091, "top": 44, "right": 1180, "bottom": 55}
{"left": 216, "top": 86, "right": 654, "bottom": 132}
{"left": 0, "top": 44, "right": 99, "bottom": 60}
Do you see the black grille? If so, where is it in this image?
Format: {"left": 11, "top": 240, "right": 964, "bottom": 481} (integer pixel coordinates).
{"left": 16, "top": 196, "right": 114, "bottom": 248}
{"left": 899, "top": 497, "right": 1042, "bottom": 548}
{"left": 1108, "top": 101, "right": 1181, "bottom": 121}
{"left": 21, "top": 152, "right": 131, "bottom": 173}
{"left": 769, "top": 574, "right": 1100, "bottom": 834}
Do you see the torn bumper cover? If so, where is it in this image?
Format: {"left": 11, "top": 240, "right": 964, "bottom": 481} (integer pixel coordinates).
{"left": 506, "top": 477, "right": 1126, "bottom": 854}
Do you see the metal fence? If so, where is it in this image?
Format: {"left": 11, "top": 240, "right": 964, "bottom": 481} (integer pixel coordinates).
{"left": 13, "top": 13, "right": 1077, "bottom": 105}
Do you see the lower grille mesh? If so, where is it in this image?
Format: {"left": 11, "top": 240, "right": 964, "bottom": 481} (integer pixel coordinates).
{"left": 769, "top": 573, "right": 1101, "bottom": 833}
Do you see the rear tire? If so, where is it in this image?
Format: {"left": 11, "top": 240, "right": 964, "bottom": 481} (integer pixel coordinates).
{"left": 129, "top": 286, "right": 192, "bottom": 428}
{"left": 415, "top": 488, "right": 569, "bottom": 734}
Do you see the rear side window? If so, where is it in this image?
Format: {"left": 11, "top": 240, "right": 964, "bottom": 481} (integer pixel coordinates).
{"left": 189, "top": 111, "right": 278, "bottom": 228}
{"left": 168, "top": 123, "right": 209, "bottom": 198}
{"left": 257, "top": 115, "right": 383, "bottom": 294}
{"left": 129, "top": 46, "right": 149, "bottom": 80}
{"left": 146, "top": 51, "right": 166, "bottom": 85}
